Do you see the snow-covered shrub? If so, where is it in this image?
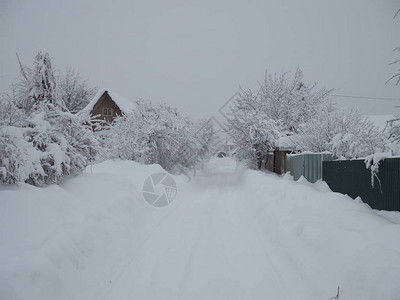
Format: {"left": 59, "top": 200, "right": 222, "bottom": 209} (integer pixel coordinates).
{"left": 0, "top": 93, "right": 25, "bottom": 127}
{"left": 103, "top": 99, "right": 213, "bottom": 173}
{"left": 328, "top": 110, "right": 387, "bottom": 159}
{"left": 292, "top": 106, "right": 386, "bottom": 159}
{"left": 0, "top": 50, "right": 98, "bottom": 186}
{"left": 0, "top": 126, "right": 42, "bottom": 184}
{"left": 33, "top": 106, "right": 98, "bottom": 185}
{"left": 290, "top": 103, "right": 336, "bottom": 153}
{"left": 0, "top": 103, "right": 98, "bottom": 186}
{"left": 57, "top": 67, "right": 98, "bottom": 113}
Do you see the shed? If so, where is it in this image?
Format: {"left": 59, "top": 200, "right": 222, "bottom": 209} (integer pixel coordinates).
{"left": 266, "top": 136, "right": 295, "bottom": 174}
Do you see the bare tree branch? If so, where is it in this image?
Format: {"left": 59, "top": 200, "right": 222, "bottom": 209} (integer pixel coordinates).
{"left": 16, "top": 52, "right": 29, "bottom": 82}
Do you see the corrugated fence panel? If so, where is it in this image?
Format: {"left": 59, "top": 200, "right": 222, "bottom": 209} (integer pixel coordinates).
{"left": 323, "top": 158, "right": 400, "bottom": 211}
{"left": 304, "top": 155, "right": 313, "bottom": 182}
{"left": 290, "top": 153, "right": 334, "bottom": 183}
{"left": 291, "top": 154, "right": 304, "bottom": 181}
{"left": 306, "top": 154, "right": 319, "bottom": 183}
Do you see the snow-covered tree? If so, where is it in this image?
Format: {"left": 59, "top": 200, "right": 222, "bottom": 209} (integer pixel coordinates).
{"left": 58, "top": 67, "right": 98, "bottom": 113}
{"left": 226, "top": 88, "right": 282, "bottom": 167}
{"left": 28, "top": 50, "right": 58, "bottom": 106}
{"left": 12, "top": 50, "right": 61, "bottom": 112}
{"left": 225, "top": 69, "right": 330, "bottom": 167}
{"left": 292, "top": 106, "right": 386, "bottom": 159}
{"left": 103, "top": 100, "right": 213, "bottom": 173}
{"left": 258, "top": 68, "right": 331, "bottom": 134}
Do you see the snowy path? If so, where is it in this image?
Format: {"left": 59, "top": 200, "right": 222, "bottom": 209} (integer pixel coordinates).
{"left": 1, "top": 159, "right": 400, "bottom": 300}
{"left": 103, "top": 173, "right": 305, "bottom": 299}
{"left": 98, "top": 160, "right": 399, "bottom": 300}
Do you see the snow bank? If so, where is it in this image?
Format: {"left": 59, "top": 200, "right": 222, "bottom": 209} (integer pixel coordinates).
{"left": 0, "top": 160, "right": 180, "bottom": 300}
{"left": 247, "top": 170, "right": 400, "bottom": 300}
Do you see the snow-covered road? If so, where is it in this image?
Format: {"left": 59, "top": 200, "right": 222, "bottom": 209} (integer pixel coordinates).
{"left": 103, "top": 169, "right": 303, "bottom": 299}
{"left": 1, "top": 158, "right": 400, "bottom": 299}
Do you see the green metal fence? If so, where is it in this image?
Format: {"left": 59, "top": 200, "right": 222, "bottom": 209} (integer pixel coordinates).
{"left": 323, "top": 158, "right": 400, "bottom": 211}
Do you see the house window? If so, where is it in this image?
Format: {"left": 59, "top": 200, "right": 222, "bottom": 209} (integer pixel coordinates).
{"left": 103, "top": 108, "right": 112, "bottom": 116}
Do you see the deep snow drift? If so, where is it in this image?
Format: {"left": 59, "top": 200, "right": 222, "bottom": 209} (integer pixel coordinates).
{"left": 1, "top": 158, "right": 400, "bottom": 300}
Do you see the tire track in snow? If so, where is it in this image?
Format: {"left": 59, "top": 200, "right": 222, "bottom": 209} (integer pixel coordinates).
{"left": 97, "top": 187, "right": 194, "bottom": 300}
{"left": 101, "top": 165, "right": 315, "bottom": 299}
{"left": 176, "top": 188, "right": 221, "bottom": 300}
{"left": 173, "top": 178, "right": 294, "bottom": 299}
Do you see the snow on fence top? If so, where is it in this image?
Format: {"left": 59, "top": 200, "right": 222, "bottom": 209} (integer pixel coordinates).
{"left": 80, "top": 88, "right": 135, "bottom": 116}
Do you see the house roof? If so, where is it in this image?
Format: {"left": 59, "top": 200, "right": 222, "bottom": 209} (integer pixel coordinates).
{"left": 80, "top": 88, "right": 135, "bottom": 116}
{"left": 275, "top": 136, "right": 295, "bottom": 151}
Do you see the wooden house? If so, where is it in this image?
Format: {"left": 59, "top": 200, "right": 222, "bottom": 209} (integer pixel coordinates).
{"left": 80, "top": 89, "right": 135, "bottom": 125}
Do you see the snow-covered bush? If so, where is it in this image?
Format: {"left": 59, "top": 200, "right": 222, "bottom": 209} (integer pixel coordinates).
{"left": 0, "top": 107, "right": 97, "bottom": 185}
{"left": 58, "top": 67, "right": 98, "bottom": 113}
{"left": 103, "top": 99, "right": 213, "bottom": 173}
{"left": 0, "top": 93, "right": 25, "bottom": 127}
{"left": 292, "top": 106, "right": 386, "bottom": 159}
{"left": 289, "top": 103, "right": 335, "bottom": 153}
{"left": 0, "top": 126, "right": 40, "bottom": 184}
{"left": 0, "top": 50, "right": 98, "bottom": 186}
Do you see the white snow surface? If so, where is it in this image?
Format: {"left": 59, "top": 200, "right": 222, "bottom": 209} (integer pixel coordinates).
{"left": 80, "top": 88, "right": 135, "bottom": 116}
{"left": 1, "top": 158, "right": 400, "bottom": 300}
{"left": 276, "top": 136, "right": 295, "bottom": 150}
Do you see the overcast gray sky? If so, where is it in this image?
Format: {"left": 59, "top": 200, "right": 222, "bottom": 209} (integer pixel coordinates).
{"left": 1, "top": 0, "right": 400, "bottom": 119}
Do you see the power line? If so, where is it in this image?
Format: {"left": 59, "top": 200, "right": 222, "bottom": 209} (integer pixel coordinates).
{"left": 331, "top": 94, "right": 400, "bottom": 102}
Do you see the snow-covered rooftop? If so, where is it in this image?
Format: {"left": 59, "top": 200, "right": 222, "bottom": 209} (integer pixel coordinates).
{"left": 275, "top": 136, "right": 295, "bottom": 150}
{"left": 80, "top": 88, "right": 135, "bottom": 115}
